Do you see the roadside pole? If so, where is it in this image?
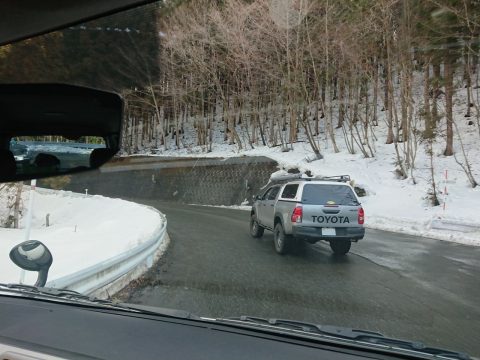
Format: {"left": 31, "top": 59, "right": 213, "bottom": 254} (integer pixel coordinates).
{"left": 19, "top": 179, "right": 36, "bottom": 284}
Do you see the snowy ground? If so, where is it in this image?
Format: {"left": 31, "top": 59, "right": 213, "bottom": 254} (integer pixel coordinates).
{"left": 129, "top": 77, "right": 480, "bottom": 246}
{"left": 0, "top": 188, "right": 163, "bottom": 285}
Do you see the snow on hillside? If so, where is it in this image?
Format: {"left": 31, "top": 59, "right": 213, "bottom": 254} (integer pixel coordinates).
{"left": 0, "top": 188, "right": 163, "bottom": 285}
{"left": 130, "top": 76, "right": 480, "bottom": 246}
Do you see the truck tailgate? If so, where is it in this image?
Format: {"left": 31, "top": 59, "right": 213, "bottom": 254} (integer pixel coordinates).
{"left": 302, "top": 204, "right": 360, "bottom": 228}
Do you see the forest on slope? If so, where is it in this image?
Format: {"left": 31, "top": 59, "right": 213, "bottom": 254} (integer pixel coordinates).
{"left": 124, "top": 1, "right": 480, "bottom": 191}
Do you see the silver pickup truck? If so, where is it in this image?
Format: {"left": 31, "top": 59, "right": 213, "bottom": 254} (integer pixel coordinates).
{"left": 250, "top": 176, "right": 365, "bottom": 255}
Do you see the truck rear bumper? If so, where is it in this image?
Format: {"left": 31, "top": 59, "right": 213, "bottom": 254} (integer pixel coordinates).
{"left": 292, "top": 226, "right": 365, "bottom": 242}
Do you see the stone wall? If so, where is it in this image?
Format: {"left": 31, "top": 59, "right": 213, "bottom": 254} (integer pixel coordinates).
{"left": 60, "top": 156, "right": 278, "bottom": 206}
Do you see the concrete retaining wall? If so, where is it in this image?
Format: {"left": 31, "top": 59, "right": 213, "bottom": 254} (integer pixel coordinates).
{"left": 60, "top": 156, "right": 278, "bottom": 206}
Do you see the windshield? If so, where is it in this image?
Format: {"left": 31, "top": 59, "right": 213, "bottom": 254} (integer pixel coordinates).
{"left": 1, "top": 0, "right": 479, "bottom": 357}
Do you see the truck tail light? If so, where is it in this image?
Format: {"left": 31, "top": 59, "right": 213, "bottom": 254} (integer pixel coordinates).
{"left": 291, "top": 206, "right": 303, "bottom": 223}
{"left": 358, "top": 207, "right": 365, "bottom": 225}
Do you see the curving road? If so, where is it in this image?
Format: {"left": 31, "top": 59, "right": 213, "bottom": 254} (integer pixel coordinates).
{"left": 116, "top": 200, "right": 480, "bottom": 357}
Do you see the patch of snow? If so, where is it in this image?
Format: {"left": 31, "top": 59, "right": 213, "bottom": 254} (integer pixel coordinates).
{"left": 0, "top": 188, "right": 164, "bottom": 285}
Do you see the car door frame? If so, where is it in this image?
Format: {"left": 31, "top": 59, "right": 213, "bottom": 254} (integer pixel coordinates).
{"left": 256, "top": 187, "right": 273, "bottom": 227}
{"left": 263, "top": 185, "right": 281, "bottom": 230}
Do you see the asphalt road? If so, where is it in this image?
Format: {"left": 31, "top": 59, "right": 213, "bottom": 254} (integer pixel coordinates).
{"left": 117, "top": 201, "right": 480, "bottom": 357}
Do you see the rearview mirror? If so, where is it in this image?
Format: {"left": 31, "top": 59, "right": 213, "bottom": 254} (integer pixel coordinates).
{"left": 0, "top": 84, "right": 122, "bottom": 182}
{"left": 9, "top": 240, "right": 53, "bottom": 287}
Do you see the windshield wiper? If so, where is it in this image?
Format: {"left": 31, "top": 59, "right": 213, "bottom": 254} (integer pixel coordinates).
{"left": 0, "top": 283, "right": 195, "bottom": 319}
{"left": 0, "top": 283, "right": 120, "bottom": 307}
{"left": 220, "top": 316, "right": 470, "bottom": 360}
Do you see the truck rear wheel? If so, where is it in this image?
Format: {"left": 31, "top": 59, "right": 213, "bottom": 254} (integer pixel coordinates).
{"left": 329, "top": 239, "right": 351, "bottom": 255}
{"left": 273, "top": 222, "right": 292, "bottom": 255}
{"left": 250, "top": 214, "right": 264, "bottom": 238}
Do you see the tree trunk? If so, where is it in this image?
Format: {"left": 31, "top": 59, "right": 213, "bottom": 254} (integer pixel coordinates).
{"left": 383, "top": 65, "right": 389, "bottom": 111}
{"left": 400, "top": 68, "right": 408, "bottom": 142}
{"left": 337, "top": 79, "right": 345, "bottom": 128}
{"left": 423, "top": 63, "right": 433, "bottom": 138}
{"left": 428, "top": 141, "right": 440, "bottom": 206}
{"left": 444, "top": 56, "right": 454, "bottom": 156}
{"left": 385, "top": 64, "right": 394, "bottom": 144}
{"left": 373, "top": 59, "right": 379, "bottom": 126}
{"left": 432, "top": 61, "right": 441, "bottom": 127}
{"left": 464, "top": 50, "right": 472, "bottom": 118}
{"left": 289, "top": 98, "right": 297, "bottom": 144}
{"left": 321, "top": 75, "right": 326, "bottom": 117}
{"left": 268, "top": 102, "right": 275, "bottom": 144}
{"left": 332, "top": 75, "right": 338, "bottom": 100}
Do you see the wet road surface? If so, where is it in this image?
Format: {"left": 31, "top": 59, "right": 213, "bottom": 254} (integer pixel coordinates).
{"left": 117, "top": 201, "right": 480, "bottom": 357}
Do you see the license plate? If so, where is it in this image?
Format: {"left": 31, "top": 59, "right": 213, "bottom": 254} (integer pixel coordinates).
{"left": 322, "top": 228, "right": 336, "bottom": 236}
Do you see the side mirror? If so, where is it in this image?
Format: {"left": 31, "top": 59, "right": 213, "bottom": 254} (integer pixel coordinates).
{"left": 0, "top": 84, "right": 122, "bottom": 183}
{"left": 253, "top": 194, "right": 261, "bottom": 201}
{"left": 9, "top": 240, "right": 53, "bottom": 287}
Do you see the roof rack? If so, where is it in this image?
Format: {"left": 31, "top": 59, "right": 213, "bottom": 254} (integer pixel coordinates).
{"left": 316, "top": 175, "right": 351, "bottom": 183}
{"left": 266, "top": 173, "right": 351, "bottom": 186}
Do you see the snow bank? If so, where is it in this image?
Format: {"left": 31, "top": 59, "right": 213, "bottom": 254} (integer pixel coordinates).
{"left": 0, "top": 188, "right": 164, "bottom": 285}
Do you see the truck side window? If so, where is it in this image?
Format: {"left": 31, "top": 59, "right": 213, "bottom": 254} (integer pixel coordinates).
{"left": 267, "top": 186, "right": 280, "bottom": 200}
{"left": 281, "top": 184, "right": 299, "bottom": 199}
{"left": 262, "top": 188, "right": 273, "bottom": 200}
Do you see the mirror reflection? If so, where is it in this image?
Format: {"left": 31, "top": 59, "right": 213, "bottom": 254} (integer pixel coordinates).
{"left": 5, "top": 136, "right": 111, "bottom": 179}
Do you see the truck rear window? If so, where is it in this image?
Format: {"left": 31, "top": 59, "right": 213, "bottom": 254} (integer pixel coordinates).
{"left": 302, "top": 184, "right": 359, "bottom": 206}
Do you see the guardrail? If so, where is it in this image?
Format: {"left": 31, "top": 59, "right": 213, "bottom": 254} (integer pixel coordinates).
{"left": 46, "top": 210, "right": 167, "bottom": 295}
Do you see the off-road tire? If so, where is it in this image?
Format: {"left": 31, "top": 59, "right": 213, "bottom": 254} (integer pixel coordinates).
{"left": 250, "top": 213, "right": 264, "bottom": 238}
{"left": 273, "top": 222, "right": 292, "bottom": 254}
